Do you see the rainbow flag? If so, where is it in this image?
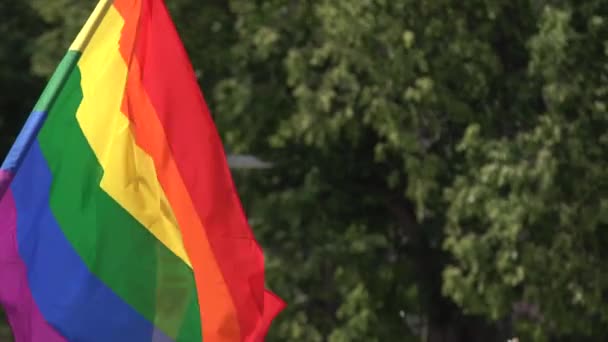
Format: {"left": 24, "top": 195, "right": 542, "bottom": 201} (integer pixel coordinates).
{"left": 0, "top": 0, "right": 284, "bottom": 341}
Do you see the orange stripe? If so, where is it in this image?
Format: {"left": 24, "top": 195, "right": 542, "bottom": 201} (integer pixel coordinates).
{"left": 112, "top": 1, "right": 240, "bottom": 340}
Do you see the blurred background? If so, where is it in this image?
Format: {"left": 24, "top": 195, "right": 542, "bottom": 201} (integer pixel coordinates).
{"left": 1, "top": 0, "right": 608, "bottom": 341}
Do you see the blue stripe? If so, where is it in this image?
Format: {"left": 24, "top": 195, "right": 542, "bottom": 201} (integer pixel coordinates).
{"left": 1, "top": 111, "right": 47, "bottom": 172}
{"left": 10, "top": 140, "right": 172, "bottom": 342}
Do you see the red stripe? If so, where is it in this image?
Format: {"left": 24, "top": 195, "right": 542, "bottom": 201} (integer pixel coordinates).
{"left": 128, "top": 0, "right": 284, "bottom": 340}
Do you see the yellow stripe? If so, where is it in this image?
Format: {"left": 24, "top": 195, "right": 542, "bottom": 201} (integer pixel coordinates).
{"left": 74, "top": 6, "right": 192, "bottom": 268}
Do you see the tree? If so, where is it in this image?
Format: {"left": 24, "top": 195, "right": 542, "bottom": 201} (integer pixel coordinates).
{"left": 212, "top": 0, "right": 608, "bottom": 340}
{"left": 0, "top": 1, "right": 45, "bottom": 158}
{"left": 443, "top": 3, "right": 608, "bottom": 340}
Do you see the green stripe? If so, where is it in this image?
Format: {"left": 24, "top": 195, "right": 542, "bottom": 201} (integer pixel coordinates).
{"left": 36, "top": 61, "right": 202, "bottom": 341}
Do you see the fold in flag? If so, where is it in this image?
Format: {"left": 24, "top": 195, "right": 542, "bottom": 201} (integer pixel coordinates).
{"left": 0, "top": 0, "right": 285, "bottom": 341}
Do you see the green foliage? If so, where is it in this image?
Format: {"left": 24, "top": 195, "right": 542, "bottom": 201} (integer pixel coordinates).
{"left": 1, "top": 0, "right": 607, "bottom": 341}
{"left": 444, "top": 3, "right": 608, "bottom": 339}
{"left": 28, "top": 0, "right": 96, "bottom": 76}
{"left": 0, "top": 1, "right": 45, "bottom": 158}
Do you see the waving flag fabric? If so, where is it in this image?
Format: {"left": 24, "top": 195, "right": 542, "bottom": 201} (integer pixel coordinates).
{"left": 0, "top": 0, "right": 284, "bottom": 341}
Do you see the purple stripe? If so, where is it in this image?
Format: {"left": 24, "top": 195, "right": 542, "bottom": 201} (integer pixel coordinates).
{"left": 0, "top": 172, "right": 65, "bottom": 341}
